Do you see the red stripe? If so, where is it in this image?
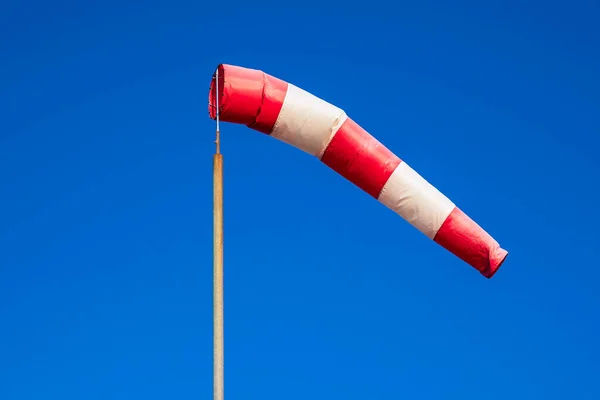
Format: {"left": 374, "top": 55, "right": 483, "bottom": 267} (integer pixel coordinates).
{"left": 321, "top": 118, "right": 401, "bottom": 198}
{"left": 434, "top": 207, "right": 508, "bottom": 278}
{"left": 208, "top": 64, "right": 287, "bottom": 134}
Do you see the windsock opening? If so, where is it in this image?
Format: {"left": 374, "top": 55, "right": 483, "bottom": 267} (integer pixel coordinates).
{"left": 208, "top": 64, "right": 288, "bottom": 134}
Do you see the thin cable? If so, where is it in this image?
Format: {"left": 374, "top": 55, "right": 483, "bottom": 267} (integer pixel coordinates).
{"left": 215, "top": 68, "right": 221, "bottom": 154}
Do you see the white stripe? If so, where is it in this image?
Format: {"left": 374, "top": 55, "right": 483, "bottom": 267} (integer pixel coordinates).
{"left": 271, "top": 84, "right": 347, "bottom": 157}
{"left": 378, "top": 162, "right": 455, "bottom": 239}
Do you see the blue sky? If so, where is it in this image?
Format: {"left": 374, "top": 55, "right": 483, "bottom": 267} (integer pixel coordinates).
{"left": 1, "top": 0, "right": 599, "bottom": 398}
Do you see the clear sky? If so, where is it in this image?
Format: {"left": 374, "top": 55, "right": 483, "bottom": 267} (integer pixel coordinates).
{"left": 1, "top": 0, "right": 599, "bottom": 398}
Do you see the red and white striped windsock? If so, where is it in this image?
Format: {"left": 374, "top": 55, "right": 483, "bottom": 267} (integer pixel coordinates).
{"left": 208, "top": 64, "right": 508, "bottom": 278}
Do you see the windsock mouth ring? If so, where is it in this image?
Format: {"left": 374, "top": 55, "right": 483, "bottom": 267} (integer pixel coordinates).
{"left": 208, "top": 64, "right": 225, "bottom": 120}
{"left": 485, "top": 249, "right": 508, "bottom": 279}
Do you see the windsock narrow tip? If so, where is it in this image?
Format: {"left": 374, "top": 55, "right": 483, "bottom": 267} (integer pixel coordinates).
{"left": 434, "top": 207, "right": 508, "bottom": 279}
{"left": 485, "top": 247, "right": 508, "bottom": 279}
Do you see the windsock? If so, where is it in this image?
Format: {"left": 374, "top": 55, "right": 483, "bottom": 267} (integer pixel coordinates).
{"left": 208, "top": 64, "right": 508, "bottom": 278}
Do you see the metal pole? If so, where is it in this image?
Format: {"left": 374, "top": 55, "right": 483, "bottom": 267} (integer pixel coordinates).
{"left": 213, "top": 68, "right": 224, "bottom": 400}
